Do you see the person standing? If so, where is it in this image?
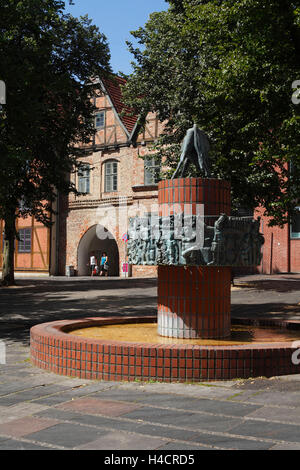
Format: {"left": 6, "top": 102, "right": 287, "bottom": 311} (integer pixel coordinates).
{"left": 100, "top": 252, "right": 108, "bottom": 277}
{"left": 90, "top": 252, "right": 97, "bottom": 277}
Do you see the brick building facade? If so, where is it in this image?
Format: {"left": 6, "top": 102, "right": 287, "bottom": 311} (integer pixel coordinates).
{"left": 58, "top": 75, "right": 163, "bottom": 278}
{"left": 255, "top": 207, "right": 300, "bottom": 274}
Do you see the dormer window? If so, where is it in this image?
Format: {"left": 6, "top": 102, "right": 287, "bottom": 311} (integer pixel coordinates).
{"left": 95, "top": 111, "right": 105, "bottom": 129}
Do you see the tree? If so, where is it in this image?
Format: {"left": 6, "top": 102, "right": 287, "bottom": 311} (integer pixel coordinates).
{"left": 0, "top": 0, "right": 111, "bottom": 285}
{"left": 123, "top": 0, "right": 300, "bottom": 226}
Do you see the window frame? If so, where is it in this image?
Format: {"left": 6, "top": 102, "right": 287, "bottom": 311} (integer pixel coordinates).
{"left": 144, "top": 156, "right": 160, "bottom": 185}
{"left": 104, "top": 160, "right": 118, "bottom": 193}
{"left": 18, "top": 228, "right": 32, "bottom": 253}
{"left": 290, "top": 206, "right": 300, "bottom": 239}
{"left": 95, "top": 110, "right": 105, "bottom": 130}
{"left": 78, "top": 163, "right": 91, "bottom": 194}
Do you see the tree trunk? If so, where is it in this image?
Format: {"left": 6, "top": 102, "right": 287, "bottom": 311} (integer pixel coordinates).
{"left": 2, "top": 212, "right": 16, "bottom": 286}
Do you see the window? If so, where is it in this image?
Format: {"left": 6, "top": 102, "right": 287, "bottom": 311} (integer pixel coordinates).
{"left": 144, "top": 157, "right": 160, "bottom": 185}
{"left": 95, "top": 111, "right": 105, "bottom": 129}
{"left": 105, "top": 161, "right": 118, "bottom": 192}
{"left": 78, "top": 164, "right": 90, "bottom": 194}
{"left": 18, "top": 228, "right": 32, "bottom": 253}
{"left": 291, "top": 207, "right": 300, "bottom": 239}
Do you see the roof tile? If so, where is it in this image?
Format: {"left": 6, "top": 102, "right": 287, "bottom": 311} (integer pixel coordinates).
{"left": 102, "top": 75, "right": 138, "bottom": 135}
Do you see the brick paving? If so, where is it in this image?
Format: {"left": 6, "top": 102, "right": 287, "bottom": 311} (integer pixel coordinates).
{"left": 0, "top": 274, "right": 299, "bottom": 450}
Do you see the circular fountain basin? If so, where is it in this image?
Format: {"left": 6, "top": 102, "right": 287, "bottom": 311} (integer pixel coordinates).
{"left": 30, "top": 316, "right": 300, "bottom": 382}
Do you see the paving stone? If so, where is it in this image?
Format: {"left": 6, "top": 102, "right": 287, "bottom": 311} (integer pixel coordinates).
{"left": 37, "top": 407, "right": 150, "bottom": 434}
{"left": 56, "top": 381, "right": 114, "bottom": 395}
{"left": 129, "top": 423, "right": 273, "bottom": 449}
{"left": 119, "top": 383, "right": 238, "bottom": 400}
{"left": 270, "top": 442, "right": 300, "bottom": 450}
{"left": 157, "top": 442, "right": 211, "bottom": 450}
{"left": 57, "top": 397, "right": 142, "bottom": 417}
{"left": 96, "top": 390, "right": 263, "bottom": 417}
{"left": 0, "top": 417, "right": 60, "bottom": 438}
{"left": 236, "top": 391, "right": 300, "bottom": 407}
{"left": 232, "top": 377, "right": 300, "bottom": 392}
{"left": 32, "top": 393, "right": 82, "bottom": 406}
{"left": 156, "top": 436, "right": 270, "bottom": 450}
{"left": 0, "top": 384, "right": 72, "bottom": 406}
{"left": 0, "top": 377, "right": 62, "bottom": 396}
{"left": 132, "top": 423, "right": 204, "bottom": 442}
{"left": 25, "top": 422, "right": 111, "bottom": 448}
{"left": 36, "top": 408, "right": 93, "bottom": 423}
{"left": 93, "top": 389, "right": 152, "bottom": 403}
{"left": 188, "top": 434, "right": 273, "bottom": 450}
{"left": 76, "top": 431, "right": 166, "bottom": 450}
{"left": 247, "top": 407, "right": 300, "bottom": 424}
{"left": 34, "top": 384, "right": 116, "bottom": 406}
{"left": 0, "top": 439, "right": 52, "bottom": 450}
{"left": 123, "top": 406, "right": 243, "bottom": 432}
{"left": 229, "top": 420, "right": 300, "bottom": 443}
{"left": 180, "top": 399, "right": 262, "bottom": 417}
{"left": 0, "top": 403, "right": 50, "bottom": 424}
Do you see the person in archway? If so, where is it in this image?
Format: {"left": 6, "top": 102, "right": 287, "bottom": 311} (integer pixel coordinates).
{"left": 100, "top": 252, "right": 109, "bottom": 277}
{"left": 89, "top": 252, "right": 97, "bottom": 277}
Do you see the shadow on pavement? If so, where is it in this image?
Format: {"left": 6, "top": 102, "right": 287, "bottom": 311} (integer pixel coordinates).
{"left": 0, "top": 278, "right": 158, "bottom": 346}
{"left": 1, "top": 276, "right": 300, "bottom": 347}
{"left": 0, "top": 277, "right": 157, "bottom": 293}
{"left": 234, "top": 279, "right": 300, "bottom": 293}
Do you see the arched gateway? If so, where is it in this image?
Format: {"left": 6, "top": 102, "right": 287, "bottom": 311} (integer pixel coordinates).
{"left": 77, "top": 224, "right": 119, "bottom": 276}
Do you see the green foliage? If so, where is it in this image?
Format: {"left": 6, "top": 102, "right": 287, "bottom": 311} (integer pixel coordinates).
{"left": 0, "top": 0, "right": 111, "bottom": 226}
{"left": 0, "top": 0, "right": 111, "bottom": 283}
{"left": 123, "top": 0, "right": 300, "bottom": 226}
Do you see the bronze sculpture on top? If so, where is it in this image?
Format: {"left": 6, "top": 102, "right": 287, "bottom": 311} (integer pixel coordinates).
{"left": 172, "top": 123, "right": 211, "bottom": 178}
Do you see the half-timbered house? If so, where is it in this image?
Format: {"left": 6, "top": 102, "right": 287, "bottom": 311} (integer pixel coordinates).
{"left": 59, "top": 75, "right": 163, "bottom": 277}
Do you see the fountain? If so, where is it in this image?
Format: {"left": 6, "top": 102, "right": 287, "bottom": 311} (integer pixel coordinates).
{"left": 30, "top": 126, "right": 300, "bottom": 382}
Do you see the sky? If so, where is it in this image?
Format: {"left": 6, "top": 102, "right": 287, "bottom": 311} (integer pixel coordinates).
{"left": 64, "top": 0, "right": 168, "bottom": 75}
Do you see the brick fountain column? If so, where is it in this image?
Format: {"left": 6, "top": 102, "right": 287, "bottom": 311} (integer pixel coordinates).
{"left": 157, "top": 178, "right": 231, "bottom": 339}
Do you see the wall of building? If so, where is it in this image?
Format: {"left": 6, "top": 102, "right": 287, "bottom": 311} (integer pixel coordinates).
{"left": 255, "top": 207, "right": 300, "bottom": 274}
{"left": 0, "top": 216, "right": 50, "bottom": 272}
{"left": 64, "top": 146, "right": 161, "bottom": 277}
{"left": 291, "top": 239, "right": 300, "bottom": 272}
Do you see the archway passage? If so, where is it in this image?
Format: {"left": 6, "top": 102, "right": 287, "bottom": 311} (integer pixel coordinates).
{"left": 77, "top": 224, "right": 119, "bottom": 276}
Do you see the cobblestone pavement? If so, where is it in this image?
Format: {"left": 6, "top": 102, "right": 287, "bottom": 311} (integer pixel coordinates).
{"left": 0, "top": 274, "right": 299, "bottom": 451}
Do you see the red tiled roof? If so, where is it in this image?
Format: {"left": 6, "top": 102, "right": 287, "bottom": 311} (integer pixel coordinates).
{"left": 101, "top": 75, "right": 138, "bottom": 136}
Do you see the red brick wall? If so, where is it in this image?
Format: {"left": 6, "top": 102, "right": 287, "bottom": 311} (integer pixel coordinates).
{"left": 290, "top": 239, "right": 300, "bottom": 272}
{"left": 256, "top": 208, "right": 290, "bottom": 274}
